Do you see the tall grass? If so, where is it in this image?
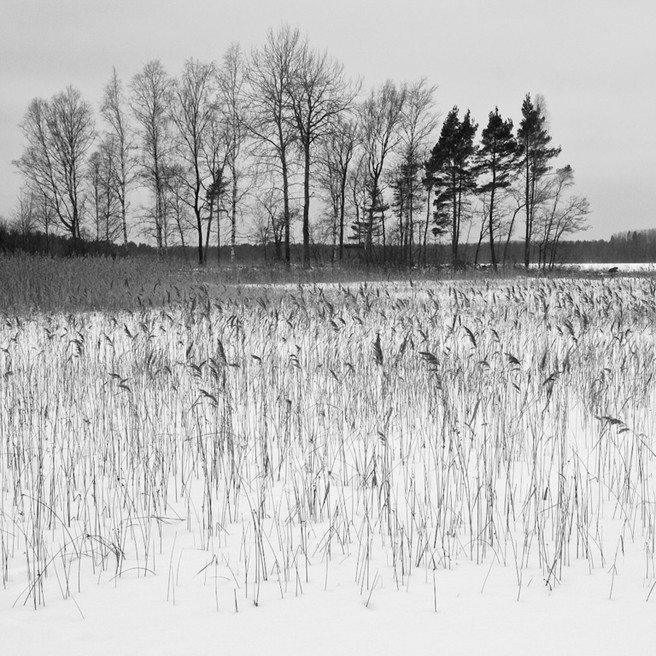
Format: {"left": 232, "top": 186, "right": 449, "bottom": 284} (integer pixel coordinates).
{"left": 1, "top": 274, "right": 655, "bottom": 610}
{"left": 2, "top": 253, "right": 631, "bottom": 317}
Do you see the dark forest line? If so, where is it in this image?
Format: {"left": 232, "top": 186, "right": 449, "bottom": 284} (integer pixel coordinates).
{"left": 1, "top": 224, "right": 654, "bottom": 267}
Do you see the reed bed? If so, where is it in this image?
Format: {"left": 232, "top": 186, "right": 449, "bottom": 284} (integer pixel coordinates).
{"left": 1, "top": 276, "right": 655, "bottom": 611}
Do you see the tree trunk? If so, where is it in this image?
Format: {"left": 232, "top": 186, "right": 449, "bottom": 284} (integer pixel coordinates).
{"left": 488, "top": 183, "right": 497, "bottom": 271}
{"left": 302, "top": 141, "right": 311, "bottom": 269}
{"left": 175, "top": 206, "right": 187, "bottom": 259}
{"left": 474, "top": 215, "right": 485, "bottom": 265}
{"left": 339, "top": 172, "right": 347, "bottom": 261}
{"left": 216, "top": 205, "right": 221, "bottom": 264}
{"left": 196, "top": 209, "right": 204, "bottom": 265}
{"left": 381, "top": 211, "right": 386, "bottom": 267}
{"left": 281, "top": 155, "right": 291, "bottom": 265}
{"left": 331, "top": 202, "right": 338, "bottom": 265}
{"left": 408, "top": 183, "right": 414, "bottom": 267}
{"left": 230, "top": 168, "right": 237, "bottom": 262}
{"left": 121, "top": 195, "right": 128, "bottom": 245}
{"left": 365, "top": 179, "right": 379, "bottom": 262}
{"left": 503, "top": 205, "right": 522, "bottom": 266}
{"left": 204, "top": 197, "right": 214, "bottom": 263}
{"left": 451, "top": 173, "right": 458, "bottom": 266}
{"left": 423, "top": 186, "right": 431, "bottom": 266}
{"left": 523, "top": 151, "right": 531, "bottom": 269}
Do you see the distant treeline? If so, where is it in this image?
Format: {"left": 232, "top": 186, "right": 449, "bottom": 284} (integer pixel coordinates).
{"left": 1, "top": 224, "right": 654, "bottom": 266}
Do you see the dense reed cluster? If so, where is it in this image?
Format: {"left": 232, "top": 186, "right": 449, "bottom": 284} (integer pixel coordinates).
{"left": 1, "top": 277, "right": 655, "bottom": 610}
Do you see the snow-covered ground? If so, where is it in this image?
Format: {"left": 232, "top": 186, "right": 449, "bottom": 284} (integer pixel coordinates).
{"left": 553, "top": 262, "right": 656, "bottom": 273}
{"left": 4, "top": 543, "right": 655, "bottom": 656}
{"left": 2, "top": 278, "right": 656, "bottom": 655}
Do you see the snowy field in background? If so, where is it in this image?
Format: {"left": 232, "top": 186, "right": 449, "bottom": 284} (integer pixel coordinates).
{"left": 555, "top": 262, "right": 656, "bottom": 273}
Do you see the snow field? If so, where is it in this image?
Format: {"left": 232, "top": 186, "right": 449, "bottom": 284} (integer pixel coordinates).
{"left": 2, "top": 277, "right": 656, "bottom": 654}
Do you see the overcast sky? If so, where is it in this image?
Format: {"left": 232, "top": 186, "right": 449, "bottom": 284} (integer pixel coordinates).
{"left": 1, "top": 0, "right": 655, "bottom": 239}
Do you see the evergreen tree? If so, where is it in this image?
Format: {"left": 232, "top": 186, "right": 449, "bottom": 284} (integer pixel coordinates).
{"left": 350, "top": 185, "right": 390, "bottom": 260}
{"left": 477, "top": 107, "right": 518, "bottom": 270}
{"left": 517, "top": 94, "right": 561, "bottom": 268}
{"left": 426, "top": 107, "right": 478, "bottom": 266}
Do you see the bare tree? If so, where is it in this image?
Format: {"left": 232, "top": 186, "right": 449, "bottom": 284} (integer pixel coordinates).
{"left": 397, "top": 79, "right": 438, "bottom": 264}
{"left": 473, "top": 197, "right": 489, "bottom": 265}
{"left": 88, "top": 147, "right": 105, "bottom": 241}
{"left": 287, "top": 40, "right": 357, "bottom": 267}
{"left": 162, "top": 163, "right": 192, "bottom": 256}
{"left": 247, "top": 25, "right": 302, "bottom": 264}
{"left": 346, "top": 151, "right": 368, "bottom": 250}
{"left": 202, "top": 110, "right": 229, "bottom": 264}
{"left": 546, "top": 195, "right": 590, "bottom": 268}
{"left": 88, "top": 137, "right": 122, "bottom": 242}
{"left": 14, "top": 87, "right": 95, "bottom": 239}
{"left": 357, "top": 81, "right": 407, "bottom": 259}
{"left": 11, "top": 188, "right": 38, "bottom": 234}
{"left": 130, "top": 60, "right": 173, "bottom": 254}
{"left": 536, "top": 166, "right": 590, "bottom": 268}
{"left": 101, "top": 68, "right": 135, "bottom": 245}
{"left": 501, "top": 184, "right": 526, "bottom": 265}
{"left": 35, "top": 191, "right": 55, "bottom": 239}
{"left": 317, "top": 116, "right": 358, "bottom": 261}
{"left": 11, "top": 188, "right": 56, "bottom": 239}
{"left": 251, "top": 185, "right": 287, "bottom": 261}
{"left": 316, "top": 147, "right": 342, "bottom": 263}
{"left": 170, "top": 59, "right": 217, "bottom": 265}
{"left": 535, "top": 165, "right": 573, "bottom": 268}
{"left": 218, "top": 43, "right": 250, "bottom": 263}
{"left": 253, "top": 176, "right": 297, "bottom": 261}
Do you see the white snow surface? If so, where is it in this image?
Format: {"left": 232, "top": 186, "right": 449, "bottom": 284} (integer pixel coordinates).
{"left": 3, "top": 278, "right": 656, "bottom": 655}
{"left": 3, "top": 535, "right": 655, "bottom": 656}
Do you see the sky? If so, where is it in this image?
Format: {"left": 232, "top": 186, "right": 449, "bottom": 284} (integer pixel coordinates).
{"left": 1, "top": 0, "right": 655, "bottom": 239}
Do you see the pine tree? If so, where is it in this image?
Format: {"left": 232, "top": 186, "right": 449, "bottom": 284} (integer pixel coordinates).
{"left": 517, "top": 94, "right": 561, "bottom": 268}
{"left": 477, "top": 107, "right": 518, "bottom": 270}
{"left": 426, "top": 107, "right": 478, "bottom": 266}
